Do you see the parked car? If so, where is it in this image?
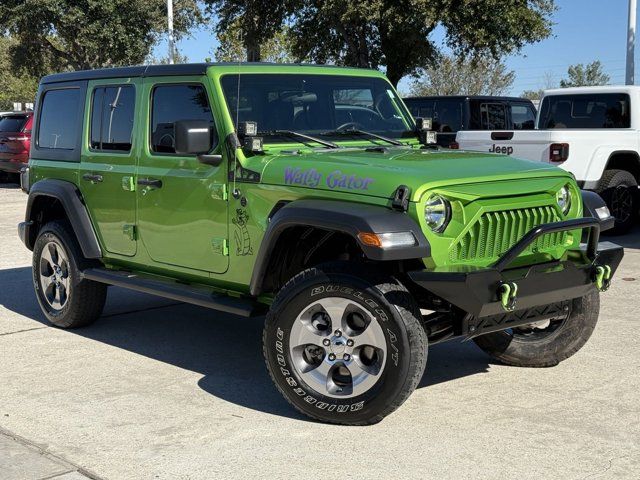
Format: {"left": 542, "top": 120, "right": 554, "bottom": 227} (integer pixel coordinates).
{"left": 456, "top": 86, "right": 640, "bottom": 234}
{"left": 0, "top": 111, "right": 33, "bottom": 181}
{"left": 403, "top": 95, "right": 537, "bottom": 147}
{"left": 18, "top": 63, "right": 621, "bottom": 425}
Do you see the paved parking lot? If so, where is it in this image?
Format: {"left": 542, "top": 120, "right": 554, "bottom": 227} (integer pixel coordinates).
{"left": 1, "top": 181, "right": 639, "bottom": 480}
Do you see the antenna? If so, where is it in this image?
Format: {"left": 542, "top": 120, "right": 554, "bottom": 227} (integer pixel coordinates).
{"left": 232, "top": 28, "right": 243, "bottom": 197}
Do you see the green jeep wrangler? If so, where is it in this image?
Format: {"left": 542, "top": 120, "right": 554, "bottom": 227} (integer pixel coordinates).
{"left": 18, "top": 63, "right": 623, "bottom": 425}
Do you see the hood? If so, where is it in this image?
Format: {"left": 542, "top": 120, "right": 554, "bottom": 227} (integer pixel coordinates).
{"left": 255, "top": 147, "right": 571, "bottom": 202}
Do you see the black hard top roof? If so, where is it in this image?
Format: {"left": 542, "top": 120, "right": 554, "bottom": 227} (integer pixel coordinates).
{"left": 40, "top": 62, "right": 373, "bottom": 85}
{"left": 403, "top": 95, "right": 531, "bottom": 103}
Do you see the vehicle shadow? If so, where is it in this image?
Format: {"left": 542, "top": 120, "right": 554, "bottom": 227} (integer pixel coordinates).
{"left": 606, "top": 225, "right": 640, "bottom": 250}
{"left": 0, "top": 265, "right": 493, "bottom": 420}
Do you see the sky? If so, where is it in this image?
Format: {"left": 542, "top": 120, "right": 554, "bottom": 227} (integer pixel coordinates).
{"left": 153, "top": 0, "right": 636, "bottom": 96}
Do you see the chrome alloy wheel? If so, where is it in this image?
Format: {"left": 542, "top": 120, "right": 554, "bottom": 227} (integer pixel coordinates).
{"left": 288, "top": 297, "right": 387, "bottom": 398}
{"left": 38, "top": 240, "right": 71, "bottom": 311}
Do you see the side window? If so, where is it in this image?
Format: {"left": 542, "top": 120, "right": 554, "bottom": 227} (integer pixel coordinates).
{"left": 433, "top": 100, "right": 463, "bottom": 132}
{"left": 480, "top": 103, "right": 508, "bottom": 129}
{"left": 90, "top": 86, "right": 136, "bottom": 152}
{"left": 511, "top": 104, "right": 536, "bottom": 130}
{"left": 37, "top": 89, "right": 81, "bottom": 150}
{"left": 151, "top": 84, "right": 214, "bottom": 154}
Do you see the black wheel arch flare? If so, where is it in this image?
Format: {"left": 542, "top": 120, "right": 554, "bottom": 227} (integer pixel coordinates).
{"left": 249, "top": 199, "right": 430, "bottom": 296}
{"left": 22, "top": 179, "right": 102, "bottom": 259}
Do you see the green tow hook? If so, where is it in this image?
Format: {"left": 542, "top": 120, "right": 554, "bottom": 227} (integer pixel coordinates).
{"left": 594, "top": 265, "right": 612, "bottom": 292}
{"left": 498, "top": 282, "right": 518, "bottom": 312}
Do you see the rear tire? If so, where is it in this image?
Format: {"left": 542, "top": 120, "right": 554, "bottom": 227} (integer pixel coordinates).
{"left": 263, "top": 262, "right": 428, "bottom": 425}
{"left": 473, "top": 292, "right": 599, "bottom": 367}
{"left": 33, "top": 220, "right": 107, "bottom": 328}
{"left": 596, "top": 169, "right": 637, "bottom": 235}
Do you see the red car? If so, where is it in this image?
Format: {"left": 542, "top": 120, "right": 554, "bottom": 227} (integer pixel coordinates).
{"left": 0, "top": 112, "right": 33, "bottom": 180}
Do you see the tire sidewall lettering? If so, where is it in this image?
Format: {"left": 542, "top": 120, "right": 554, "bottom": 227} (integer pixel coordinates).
{"left": 269, "top": 280, "right": 407, "bottom": 417}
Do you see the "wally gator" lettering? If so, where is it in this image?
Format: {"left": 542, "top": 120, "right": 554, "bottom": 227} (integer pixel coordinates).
{"left": 284, "top": 167, "right": 374, "bottom": 191}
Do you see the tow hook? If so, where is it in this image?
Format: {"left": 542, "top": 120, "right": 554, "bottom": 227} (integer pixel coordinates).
{"left": 593, "top": 265, "right": 612, "bottom": 292}
{"left": 498, "top": 282, "right": 518, "bottom": 312}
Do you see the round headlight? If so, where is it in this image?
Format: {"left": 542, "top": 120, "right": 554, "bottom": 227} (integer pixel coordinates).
{"left": 556, "top": 185, "right": 571, "bottom": 215}
{"left": 424, "top": 194, "right": 451, "bottom": 233}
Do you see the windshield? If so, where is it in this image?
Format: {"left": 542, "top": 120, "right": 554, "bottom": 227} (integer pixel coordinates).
{"left": 220, "top": 74, "right": 414, "bottom": 144}
{"left": 0, "top": 114, "right": 28, "bottom": 133}
{"left": 539, "top": 93, "right": 631, "bottom": 129}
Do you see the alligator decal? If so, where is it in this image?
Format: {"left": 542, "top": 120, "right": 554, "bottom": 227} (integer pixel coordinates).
{"left": 232, "top": 208, "right": 253, "bottom": 256}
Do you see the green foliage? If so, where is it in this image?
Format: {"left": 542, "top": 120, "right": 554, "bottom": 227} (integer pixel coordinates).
{"left": 289, "top": 0, "right": 555, "bottom": 86}
{"left": 205, "top": 0, "right": 298, "bottom": 61}
{"left": 521, "top": 89, "right": 545, "bottom": 101}
{"left": 147, "top": 49, "right": 190, "bottom": 65}
{"left": 0, "top": 0, "right": 202, "bottom": 75}
{"left": 520, "top": 71, "right": 557, "bottom": 100}
{"left": 0, "top": 37, "right": 39, "bottom": 110}
{"left": 410, "top": 55, "right": 515, "bottom": 96}
{"left": 560, "top": 61, "right": 610, "bottom": 88}
{"left": 213, "top": 20, "right": 295, "bottom": 63}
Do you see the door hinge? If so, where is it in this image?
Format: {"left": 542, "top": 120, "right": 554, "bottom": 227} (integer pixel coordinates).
{"left": 211, "top": 238, "right": 229, "bottom": 256}
{"left": 123, "top": 224, "right": 137, "bottom": 241}
{"left": 210, "top": 183, "right": 228, "bottom": 201}
{"left": 122, "top": 176, "right": 135, "bottom": 192}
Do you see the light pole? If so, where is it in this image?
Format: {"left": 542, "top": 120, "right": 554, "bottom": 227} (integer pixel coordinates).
{"left": 627, "top": 0, "right": 636, "bottom": 85}
{"left": 167, "top": 0, "right": 175, "bottom": 64}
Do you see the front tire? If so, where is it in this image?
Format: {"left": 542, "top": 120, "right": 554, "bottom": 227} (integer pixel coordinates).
{"left": 473, "top": 291, "right": 599, "bottom": 367}
{"left": 33, "top": 221, "right": 107, "bottom": 328}
{"left": 263, "top": 263, "right": 428, "bottom": 425}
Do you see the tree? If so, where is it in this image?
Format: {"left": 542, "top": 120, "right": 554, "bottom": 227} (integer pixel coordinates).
{"left": 289, "top": 0, "right": 556, "bottom": 86}
{"left": 0, "top": 37, "right": 39, "bottom": 110}
{"left": 213, "top": 20, "right": 295, "bottom": 62}
{"left": 147, "top": 49, "right": 190, "bottom": 65}
{"left": 205, "top": 0, "right": 298, "bottom": 62}
{"left": 0, "top": 0, "right": 202, "bottom": 76}
{"left": 521, "top": 71, "right": 557, "bottom": 100}
{"left": 411, "top": 55, "right": 515, "bottom": 96}
{"left": 560, "top": 61, "right": 610, "bottom": 88}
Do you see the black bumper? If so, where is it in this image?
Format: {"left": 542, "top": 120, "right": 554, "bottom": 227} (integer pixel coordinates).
{"left": 408, "top": 218, "right": 624, "bottom": 319}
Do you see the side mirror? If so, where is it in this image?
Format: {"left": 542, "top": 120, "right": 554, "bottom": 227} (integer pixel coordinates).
{"left": 174, "top": 120, "right": 222, "bottom": 166}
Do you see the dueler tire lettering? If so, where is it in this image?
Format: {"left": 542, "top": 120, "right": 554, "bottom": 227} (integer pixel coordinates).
{"left": 263, "top": 262, "right": 428, "bottom": 426}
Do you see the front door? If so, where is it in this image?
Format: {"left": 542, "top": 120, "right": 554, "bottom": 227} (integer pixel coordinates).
{"left": 79, "top": 79, "right": 139, "bottom": 256}
{"left": 136, "top": 77, "right": 229, "bottom": 274}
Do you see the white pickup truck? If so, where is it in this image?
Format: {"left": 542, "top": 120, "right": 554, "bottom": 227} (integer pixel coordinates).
{"left": 456, "top": 86, "right": 640, "bottom": 234}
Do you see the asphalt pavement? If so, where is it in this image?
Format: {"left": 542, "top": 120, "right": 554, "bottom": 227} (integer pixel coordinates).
{"left": 1, "top": 181, "right": 639, "bottom": 479}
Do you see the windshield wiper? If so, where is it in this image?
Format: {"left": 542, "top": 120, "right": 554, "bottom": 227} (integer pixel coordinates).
{"left": 321, "top": 128, "right": 403, "bottom": 146}
{"left": 267, "top": 130, "right": 339, "bottom": 149}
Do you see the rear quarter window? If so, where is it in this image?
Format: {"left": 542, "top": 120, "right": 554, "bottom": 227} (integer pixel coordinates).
{"left": 511, "top": 104, "right": 536, "bottom": 130}
{"left": 37, "top": 88, "right": 81, "bottom": 150}
{"left": 540, "top": 93, "right": 630, "bottom": 129}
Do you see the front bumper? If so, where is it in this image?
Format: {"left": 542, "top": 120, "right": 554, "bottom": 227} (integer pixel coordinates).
{"left": 408, "top": 218, "right": 624, "bottom": 319}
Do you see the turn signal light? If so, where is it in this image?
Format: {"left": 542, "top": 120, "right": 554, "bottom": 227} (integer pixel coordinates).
{"left": 357, "top": 232, "right": 417, "bottom": 249}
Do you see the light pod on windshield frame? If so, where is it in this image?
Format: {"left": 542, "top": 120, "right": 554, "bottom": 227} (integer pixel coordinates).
{"left": 415, "top": 117, "right": 437, "bottom": 145}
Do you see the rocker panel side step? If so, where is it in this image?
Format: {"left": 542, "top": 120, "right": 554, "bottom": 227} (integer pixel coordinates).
{"left": 82, "top": 268, "right": 263, "bottom": 317}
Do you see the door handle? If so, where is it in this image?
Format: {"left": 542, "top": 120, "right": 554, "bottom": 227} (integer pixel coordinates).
{"left": 82, "top": 173, "right": 103, "bottom": 183}
{"left": 137, "top": 178, "right": 163, "bottom": 188}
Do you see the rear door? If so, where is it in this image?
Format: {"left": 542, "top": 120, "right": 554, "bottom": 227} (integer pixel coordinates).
{"left": 79, "top": 79, "right": 139, "bottom": 256}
